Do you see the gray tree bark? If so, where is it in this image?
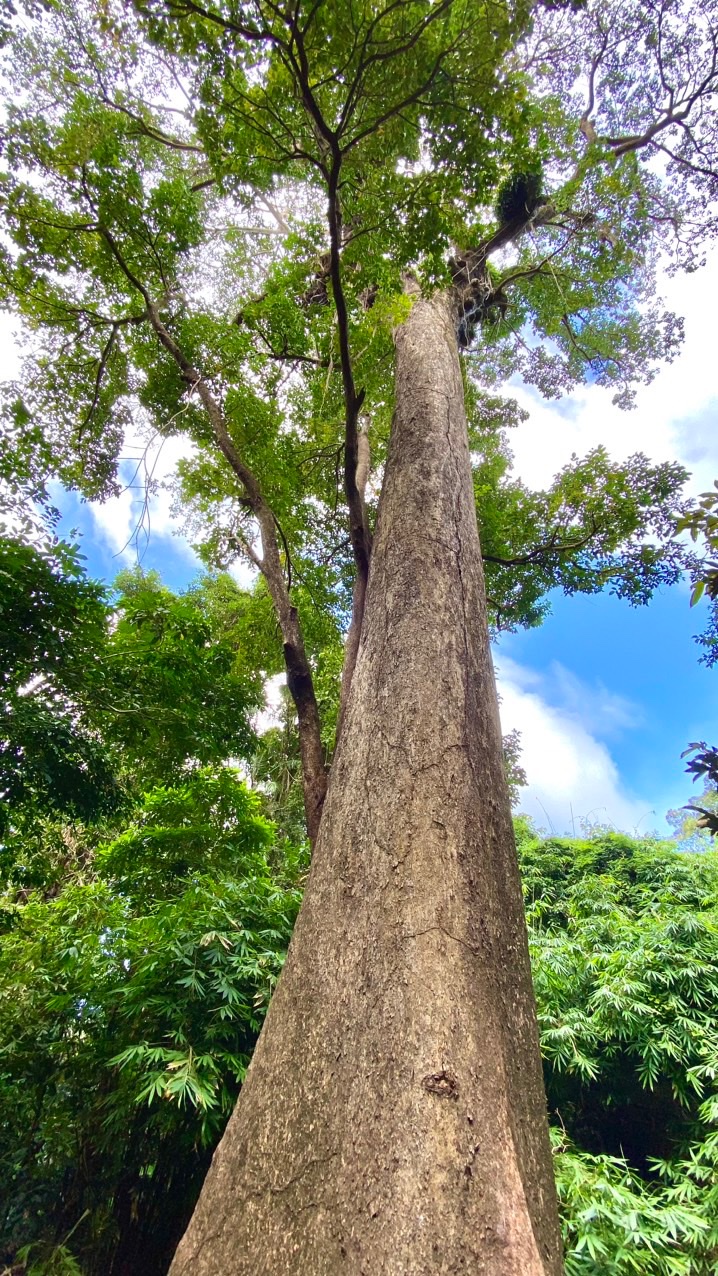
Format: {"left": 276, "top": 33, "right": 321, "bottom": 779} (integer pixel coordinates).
{"left": 169, "top": 292, "right": 563, "bottom": 1275}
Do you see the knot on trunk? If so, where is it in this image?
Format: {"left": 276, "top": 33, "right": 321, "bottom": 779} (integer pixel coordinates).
{"left": 422, "top": 1070, "right": 459, "bottom": 1100}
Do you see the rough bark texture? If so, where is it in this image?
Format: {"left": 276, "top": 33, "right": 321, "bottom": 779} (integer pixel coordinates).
{"left": 169, "top": 293, "right": 563, "bottom": 1275}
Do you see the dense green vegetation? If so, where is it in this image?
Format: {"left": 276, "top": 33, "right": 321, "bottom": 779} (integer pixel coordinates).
{"left": 0, "top": 535, "right": 304, "bottom": 1275}
{"left": 0, "top": 535, "right": 716, "bottom": 1273}
{"left": 1, "top": 0, "right": 717, "bottom": 1265}
{"left": 3, "top": 735, "right": 718, "bottom": 1270}
{"left": 521, "top": 823, "right": 718, "bottom": 1274}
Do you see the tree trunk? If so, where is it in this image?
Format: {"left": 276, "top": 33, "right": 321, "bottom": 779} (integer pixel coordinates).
{"left": 169, "top": 292, "right": 563, "bottom": 1275}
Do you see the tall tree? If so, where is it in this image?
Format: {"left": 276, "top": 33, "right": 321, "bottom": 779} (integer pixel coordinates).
{"left": 1, "top": 0, "right": 716, "bottom": 1268}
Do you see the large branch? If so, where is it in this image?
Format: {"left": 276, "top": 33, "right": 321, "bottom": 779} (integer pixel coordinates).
{"left": 154, "top": 0, "right": 277, "bottom": 44}
{"left": 577, "top": 22, "right": 717, "bottom": 168}
{"left": 337, "top": 0, "right": 456, "bottom": 147}
{"left": 482, "top": 524, "right": 599, "bottom": 569}
{"left": 277, "top": 14, "right": 371, "bottom": 582}
{"left": 336, "top": 421, "right": 370, "bottom": 744}
{"left": 326, "top": 165, "right": 371, "bottom": 580}
{"left": 276, "top": 11, "right": 374, "bottom": 689}
{"left": 97, "top": 91, "right": 206, "bottom": 154}
{"left": 605, "top": 103, "right": 694, "bottom": 156}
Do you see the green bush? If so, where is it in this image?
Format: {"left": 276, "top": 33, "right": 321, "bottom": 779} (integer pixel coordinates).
{"left": 516, "top": 821, "right": 718, "bottom": 1274}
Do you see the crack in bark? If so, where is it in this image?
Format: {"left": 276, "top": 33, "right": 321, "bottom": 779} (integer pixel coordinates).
{"left": 440, "top": 312, "right": 475, "bottom": 781}
{"left": 377, "top": 726, "right": 464, "bottom": 777}
{"left": 169, "top": 1155, "right": 339, "bottom": 1274}
{"left": 264, "top": 1152, "right": 340, "bottom": 1197}
{"left": 407, "top": 924, "right": 479, "bottom": 958}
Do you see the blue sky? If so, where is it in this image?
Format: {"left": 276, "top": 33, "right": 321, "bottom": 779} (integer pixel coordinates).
{"left": 4, "top": 252, "right": 718, "bottom": 838}
{"left": 55, "top": 479, "right": 205, "bottom": 597}
{"left": 493, "top": 255, "right": 718, "bottom": 836}
{"left": 498, "top": 587, "right": 718, "bottom": 836}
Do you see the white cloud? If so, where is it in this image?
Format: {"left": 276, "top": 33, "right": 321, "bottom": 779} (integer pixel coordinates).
{"left": 508, "top": 252, "right": 718, "bottom": 499}
{"left": 87, "top": 481, "right": 136, "bottom": 560}
{"left": 228, "top": 559, "right": 258, "bottom": 589}
{"left": 254, "top": 672, "right": 286, "bottom": 732}
{"left": 495, "top": 656, "right": 654, "bottom": 836}
{"left": 138, "top": 434, "right": 196, "bottom": 539}
{"left": 86, "top": 431, "right": 202, "bottom": 566}
{"left": 490, "top": 255, "right": 718, "bottom": 839}
{"left": 539, "top": 662, "right": 643, "bottom": 738}
{"left": 77, "top": 426, "right": 263, "bottom": 587}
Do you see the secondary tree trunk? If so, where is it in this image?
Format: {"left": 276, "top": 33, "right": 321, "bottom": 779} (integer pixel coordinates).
{"left": 169, "top": 292, "right": 563, "bottom": 1274}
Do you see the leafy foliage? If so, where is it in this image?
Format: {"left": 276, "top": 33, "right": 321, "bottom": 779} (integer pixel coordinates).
{"left": 0, "top": 768, "right": 300, "bottom": 1276}
{"left": 0, "top": 540, "right": 264, "bottom": 841}
{"left": 99, "top": 569, "right": 263, "bottom": 786}
{"left": 0, "top": 0, "right": 709, "bottom": 653}
{"left": 0, "top": 534, "right": 117, "bottom": 832}
{"left": 474, "top": 436, "right": 690, "bottom": 631}
{"left": 97, "top": 766, "right": 273, "bottom": 901}
{"left": 517, "top": 822, "right": 718, "bottom": 1273}
{"left": 671, "top": 485, "right": 718, "bottom": 840}
{"left": 552, "top": 1129, "right": 710, "bottom": 1276}
{"left": 0, "top": 527, "right": 304, "bottom": 1274}
{"left": 678, "top": 743, "right": 718, "bottom": 839}
{"left": 677, "top": 480, "right": 718, "bottom": 667}
{"left": 5, "top": 778, "right": 718, "bottom": 1275}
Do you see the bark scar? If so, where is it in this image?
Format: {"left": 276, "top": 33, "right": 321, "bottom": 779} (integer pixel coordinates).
{"left": 422, "top": 1070, "right": 459, "bottom": 1099}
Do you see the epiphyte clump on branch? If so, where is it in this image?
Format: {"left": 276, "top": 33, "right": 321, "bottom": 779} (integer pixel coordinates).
{"left": 494, "top": 170, "right": 546, "bottom": 226}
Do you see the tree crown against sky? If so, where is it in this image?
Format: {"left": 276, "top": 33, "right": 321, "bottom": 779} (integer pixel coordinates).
{"left": 1, "top": 0, "right": 716, "bottom": 684}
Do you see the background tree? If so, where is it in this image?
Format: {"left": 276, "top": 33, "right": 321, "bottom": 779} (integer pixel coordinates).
{"left": 0, "top": 533, "right": 118, "bottom": 835}
{"left": 0, "top": 539, "right": 263, "bottom": 849}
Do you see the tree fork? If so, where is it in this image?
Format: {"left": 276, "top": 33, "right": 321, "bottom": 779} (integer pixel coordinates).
{"left": 169, "top": 291, "right": 562, "bottom": 1275}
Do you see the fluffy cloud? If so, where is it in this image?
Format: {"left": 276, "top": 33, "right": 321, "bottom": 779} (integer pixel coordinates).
{"left": 255, "top": 672, "right": 287, "bottom": 733}
{"left": 83, "top": 431, "right": 264, "bottom": 586}
{"left": 508, "top": 253, "right": 718, "bottom": 498}
{"left": 228, "top": 559, "right": 258, "bottom": 589}
{"left": 495, "top": 656, "right": 655, "bottom": 837}
{"left": 86, "top": 432, "right": 201, "bottom": 565}
{"left": 490, "top": 256, "right": 718, "bottom": 839}
{"left": 86, "top": 482, "right": 136, "bottom": 560}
